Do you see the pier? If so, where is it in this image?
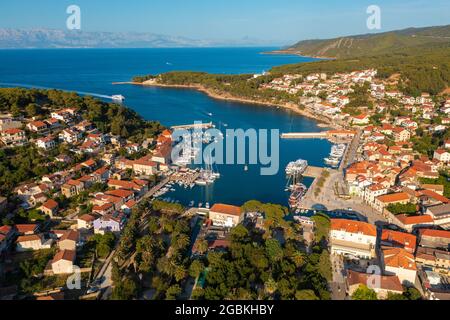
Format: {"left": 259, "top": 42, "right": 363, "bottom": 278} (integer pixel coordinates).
{"left": 281, "top": 132, "right": 327, "bottom": 139}
{"left": 171, "top": 122, "right": 215, "bottom": 130}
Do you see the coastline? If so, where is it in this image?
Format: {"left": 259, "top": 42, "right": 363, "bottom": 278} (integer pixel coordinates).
{"left": 261, "top": 50, "right": 336, "bottom": 60}
{"left": 114, "top": 81, "right": 338, "bottom": 128}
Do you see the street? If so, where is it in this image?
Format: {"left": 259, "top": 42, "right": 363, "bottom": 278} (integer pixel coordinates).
{"left": 330, "top": 254, "right": 346, "bottom": 300}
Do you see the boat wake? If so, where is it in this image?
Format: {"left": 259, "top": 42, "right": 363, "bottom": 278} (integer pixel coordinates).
{"left": 0, "top": 82, "right": 114, "bottom": 100}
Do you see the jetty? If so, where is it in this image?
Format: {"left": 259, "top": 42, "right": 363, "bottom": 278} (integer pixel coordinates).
{"left": 171, "top": 122, "right": 215, "bottom": 130}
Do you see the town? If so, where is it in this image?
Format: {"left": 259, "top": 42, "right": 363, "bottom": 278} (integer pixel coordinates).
{"left": 0, "top": 64, "right": 449, "bottom": 301}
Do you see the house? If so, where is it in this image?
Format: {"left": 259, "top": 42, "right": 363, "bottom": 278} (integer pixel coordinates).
{"left": 0, "top": 116, "right": 22, "bottom": 131}
{"left": 133, "top": 157, "right": 158, "bottom": 176}
{"left": 415, "top": 247, "right": 450, "bottom": 275}
{"left": 351, "top": 114, "right": 370, "bottom": 125}
{"left": 15, "top": 224, "right": 39, "bottom": 235}
{"left": 346, "top": 270, "right": 403, "bottom": 299}
{"left": 394, "top": 214, "right": 434, "bottom": 232}
{"left": 92, "top": 202, "right": 116, "bottom": 215}
{"left": 363, "top": 184, "right": 389, "bottom": 205}
{"left": 45, "top": 118, "right": 61, "bottom": 129}
{"left": 329, "top": 219, "right": 377, "bottom": 260}
{"left": 107, "top": 179, "right": 148, "bottom": 195}
{"left": 51, "top": 250, "right": 76, "bottom": 274}
{"left": 35, "top": 136, "right": 57, "bottom": 150}
{"left": 77, "top": 214, "right": 96, "bottom": 230}
{"left": 392, "top": 127, "right": 410, "bottom": 142}
{"left": 380, "top": 230, "right": 417, "bottom": 253}
{"left": 58, "top": 230, "right": 79, "bottom": 251}
{"left": 382, "top": 248, "right": 417, "bottom": 286}
{"left": 121, "top": 200, "right": 137, "bottom": 215}
{"left": 0, "top": 225, "right": 16, "bottom": 255}
{"left": 39, "top": 199, "right": 59, "bottom": 218}
{"left": 92, "top": 166, "right": 110, "bottom": 183}
{"left": 418, "top": 229, "right": 450, "bottom": 251}
{"left": 26, "top": 121, "right": 48, "bottom": 133}
{"left": 58, "top": 128, "right": 82, "bottom": 144}
{"left": 93, "top": 213, "right": 126, "bottom": 234}
{"left": 374, "top": 192, "right": 411, "bottom": 214}
{"left": 61, "top": 180, "right": 85, "bottom": 198}
{"left": 105, "top": 189, "right": 135, "bottom": 202}
{"left": 151, "top": 143, "right": 172, "bottom": 165}
{"left": 16, "top": 234, "right": 53, "bottom": 252}
{"left": 0, "top": 128, "right": 28, "bottom": 146}
{"left": 433, "top": 149, "right": 450, "bottom": 163}
{"left": 425, "top": 204, "right": 450, "bottom": 229}
{"left": 209, "top": 204, "right": 244, "bottom": 228}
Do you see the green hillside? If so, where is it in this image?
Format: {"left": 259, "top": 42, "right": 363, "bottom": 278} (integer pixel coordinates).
{"left": 285, "top": 24, "right": 450, "bottom": 58}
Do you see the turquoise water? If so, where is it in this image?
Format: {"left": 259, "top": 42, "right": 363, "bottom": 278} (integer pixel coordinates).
{"left": 0, "top": 48, "right": 331, "bottom": 207}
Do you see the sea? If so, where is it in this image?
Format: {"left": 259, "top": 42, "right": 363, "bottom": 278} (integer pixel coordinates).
{"left": 0, "top": 47, "right": 332, "bottom": 207}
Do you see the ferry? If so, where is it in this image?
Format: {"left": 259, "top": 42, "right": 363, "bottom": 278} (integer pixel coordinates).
{"left": 285, "top": 159, "right": 308, "bottom": 176}
{"left": 112, "top": 95, "right": 125, "bottom": 102}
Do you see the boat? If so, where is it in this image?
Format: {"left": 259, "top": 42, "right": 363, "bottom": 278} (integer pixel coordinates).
{"left": 285, "top": 159, "right": 308, "bottom": 176}
{"left": 244, "top": 165, "right": 248, "bottom": 172}
{"left": 112, "top": 95, "right": 125, "bottom": 102}
{"left": 205, "top": 202, "right": 210, "bottom": 209}
{"left": 189, "top": 201, "right": 195, "bottom": 207}
{"left": 288, "top": 183, "right": 308, "bottom": 209}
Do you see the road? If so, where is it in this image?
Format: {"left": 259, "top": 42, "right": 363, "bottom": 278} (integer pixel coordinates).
{"left": 330, "top": 254, "right": 346, "bottom": 300}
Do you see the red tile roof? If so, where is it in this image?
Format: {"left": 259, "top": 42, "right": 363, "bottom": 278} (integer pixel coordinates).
{"left": 383, "top": 248, "right": 417, "bottom": 270}
{"left": 381, "top": 230, "right": 417, "bottom": 252}
{"left": 347, "top": 270, "right": 403, "bottom": 292}
{"left": 15, "top": 224, "right": 38, "bottom": 234}
{"left": 52, "top": 250, "right": 76, "bottom": 263}
{"left": 210, "top": 203, "right": 242, "bottom": 217}
{"left": 331, "top": 219, "right": 377, "bottom": 237}
{"left": 396, "top": 214, "right": 434, "bottom": 225}
{"left": 419, "top": 229, "right": 450, "bottom": 240}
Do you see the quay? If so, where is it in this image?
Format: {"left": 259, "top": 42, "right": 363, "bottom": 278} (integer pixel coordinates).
{"left": 281, "top": 132, "right": 327, "bottom": 139}
{"left": 303, "top": 166, "right": 337, "bottom": 178}
{"left": 170, "top": 169, "right": 201, "bottom": 185}
{"left": 281, "top": 130, "right": 357, "bottom": 141}
{"left": 171, "top": 122, "right": 215, "bottom": 130}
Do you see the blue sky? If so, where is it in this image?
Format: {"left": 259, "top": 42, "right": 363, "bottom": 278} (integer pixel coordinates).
{"left": 1, "top": 0, "right": 449, "bottom": 44}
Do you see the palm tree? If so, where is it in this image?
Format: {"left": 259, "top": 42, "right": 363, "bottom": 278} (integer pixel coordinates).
{"left": 196, "top": 239, "right": 209, "bottom": 255}
{"left": 264, "top": 277, "right": 277, "bottom": 295}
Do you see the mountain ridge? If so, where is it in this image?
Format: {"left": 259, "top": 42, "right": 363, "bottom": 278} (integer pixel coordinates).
{"left": 283, "top": 24, "right": 450, "bottom": 58}
{"left": 0, "top": 28, "right": 281, "bottom": 49}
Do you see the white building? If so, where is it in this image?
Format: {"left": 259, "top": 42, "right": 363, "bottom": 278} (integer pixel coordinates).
{"left": 382, "top": 248, "right": 417, "bottom": 286}
{"left": 330, "top": 219, "right": 377, "bottom": 260}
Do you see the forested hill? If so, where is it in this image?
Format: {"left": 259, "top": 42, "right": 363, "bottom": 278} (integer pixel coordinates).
{"left": 271, "top": 44, "right": 450, "bottom": 96}
{"left": 283, "top": 24, "right": 450, "bottom": 59}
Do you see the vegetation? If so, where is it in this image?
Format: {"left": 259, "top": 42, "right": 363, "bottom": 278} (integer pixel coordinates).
{"left": 91, "top": 232, "right": 116, "bottom": 259}
{"left": 386, "top": 203, "right": 418, "bottom": 215}
{"left": 420, "top": 171, "right": 450, "bottom": 198}
{"left": 189, "top": 201, "right": 332, "bottom": 300}
{"left": 351, "top": 285, "right": 378, "bottom": 300}
{"left": 286, "top": 24, "right": 450, "bottom": 59}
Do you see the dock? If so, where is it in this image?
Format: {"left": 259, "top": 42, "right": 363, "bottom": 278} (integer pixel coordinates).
{"left": 171, "top": 122, "right": 215, "bottom": 130}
